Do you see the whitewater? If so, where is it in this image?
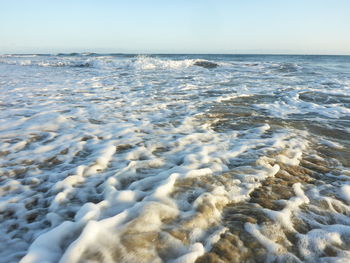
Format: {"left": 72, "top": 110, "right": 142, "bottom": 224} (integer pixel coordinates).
{"left": 0, "top": 54, "right": 350, "bottom": 263}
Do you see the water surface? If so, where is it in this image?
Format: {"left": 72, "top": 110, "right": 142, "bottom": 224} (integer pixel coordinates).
{"left": 1, "top": 54, "right": 350, "bottom": 263}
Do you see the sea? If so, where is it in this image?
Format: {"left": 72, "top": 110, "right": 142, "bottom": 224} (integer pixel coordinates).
{"left": 0, "top": 54, "right": 350, "bottom": 263}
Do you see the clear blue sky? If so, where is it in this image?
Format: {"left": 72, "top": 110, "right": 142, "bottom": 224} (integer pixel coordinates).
{"left": 1, "top": 0, "right": 349, "bottom": 54}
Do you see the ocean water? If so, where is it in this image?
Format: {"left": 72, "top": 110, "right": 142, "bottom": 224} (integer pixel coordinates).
{"left": 0, "top": 54, "right": 350, "bottom": 263}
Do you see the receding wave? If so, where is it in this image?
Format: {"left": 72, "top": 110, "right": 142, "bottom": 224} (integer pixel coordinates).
{"left": 1, "top": 54, "right": 350, "bottom": 263}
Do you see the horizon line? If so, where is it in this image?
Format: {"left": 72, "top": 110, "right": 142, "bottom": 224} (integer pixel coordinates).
{"left": 2, "top": 52, "right": 350, "bottom": 56}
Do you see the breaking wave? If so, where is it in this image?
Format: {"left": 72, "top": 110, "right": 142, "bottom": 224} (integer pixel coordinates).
{"left": 0, "top": 55, "right": 223, "bottom": 71}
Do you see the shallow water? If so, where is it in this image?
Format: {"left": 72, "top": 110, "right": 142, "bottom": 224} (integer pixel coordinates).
{"left": 0, "top": 54, "right": 350, "bottom": 263}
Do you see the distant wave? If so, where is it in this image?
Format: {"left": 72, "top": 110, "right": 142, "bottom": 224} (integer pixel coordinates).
{"left": 56, "top": 52, "right": 101, "bottom": 57}
{"left": 0, "top": 54, "right": 304, "bottom": 73}
{"left": 270, "top": 62, "right": 302, "bottom": 73}
{"left": 0, "top": 55, "right": 224, "bottom": 70}
{"left": 0, "top": 59, "right": 94, "bottom": 68}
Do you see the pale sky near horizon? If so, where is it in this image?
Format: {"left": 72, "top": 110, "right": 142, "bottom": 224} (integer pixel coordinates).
{"left": 1, "top": 0, "right": 350, "bottom": 54}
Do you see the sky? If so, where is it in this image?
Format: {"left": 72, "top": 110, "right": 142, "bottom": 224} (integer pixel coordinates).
{"left": 1, "top": 0, "right": 350, "bottom": 54}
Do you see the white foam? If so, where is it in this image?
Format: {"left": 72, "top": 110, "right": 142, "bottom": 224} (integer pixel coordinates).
{"left": 263, "top": 183, "right": 309, "bottom": 232}
{"left": 134, "top": 55, "right": 195, "bottom": 70}
{"left": 340, "top": 185, "right": 350, "bottom": 204}
{"left": 20, "top": 221, "right": 79, "bottom": 263}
